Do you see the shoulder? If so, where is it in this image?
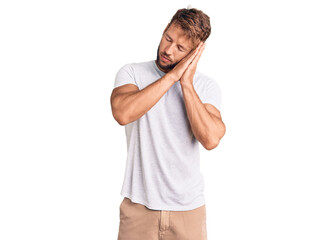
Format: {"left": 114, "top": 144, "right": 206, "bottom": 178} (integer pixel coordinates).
{"left": 194, "top": 70, "right": 220, "bottom": 89}
{"left": 195, "top": 71, "right": 212, "bottom": 81}
{"left": 118, "top": 60, "right": 153, "bottom": 74}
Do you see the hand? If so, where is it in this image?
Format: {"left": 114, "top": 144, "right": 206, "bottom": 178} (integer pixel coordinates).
{"left": 180, "top": 42, "right": 206, "bottom": 86}
{"left": 167, "top": 42, "right": 204, "bottom": 82}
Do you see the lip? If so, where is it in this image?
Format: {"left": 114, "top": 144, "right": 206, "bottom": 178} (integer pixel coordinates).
{"left": 160, "top": 54, "right": 171, "bottom": 63}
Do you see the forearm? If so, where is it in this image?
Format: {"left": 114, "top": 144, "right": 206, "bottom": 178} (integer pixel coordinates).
{"left": 181, "top": 82, "right": 222, "bottom": 150}
{"left": 114, "top": 74, "right": 175, "bottom": 125}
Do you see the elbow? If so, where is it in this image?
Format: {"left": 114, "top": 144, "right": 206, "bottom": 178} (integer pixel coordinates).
{"left": 204, "top": 139, "right": 219, "bottom": 150}
{"left": 112, "top": 110, "right": 129, "bottom": 126}
{"left": 203, "top": 123, "right": 226, "bottom": 151}
{"left": 110, "top": 94, "right": 130, "bottom": 126}
{"left": 115, "top": 116, "right": 128, "bottom": 126}
{"left": 220, "top": 122, "right": 226, "bottom": 138}
{"left": 203, "top": 136, "right": 220, "bottom": 151}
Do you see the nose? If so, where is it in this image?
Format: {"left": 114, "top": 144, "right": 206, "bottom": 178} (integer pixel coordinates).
{"left": 164, "top": 44, "right": 174, "bottom": 57}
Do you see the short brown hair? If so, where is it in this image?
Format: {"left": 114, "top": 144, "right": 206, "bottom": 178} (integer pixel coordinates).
{"left": 166, "top": 8, "right": 211, "bottom": 46}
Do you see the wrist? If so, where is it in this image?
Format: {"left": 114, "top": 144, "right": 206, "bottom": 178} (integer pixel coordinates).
{"left": 180, "top": 80, "right": 194, "bottom": 89}
{"left": 165, "top": 72, "right": 179, "bottom": 83}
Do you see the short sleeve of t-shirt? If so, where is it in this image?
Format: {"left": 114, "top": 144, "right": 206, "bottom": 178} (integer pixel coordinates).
{"left": 113, "top": 64, "right": 139, "bottom": 89}
{"left": 202, "top": 79, "right": 222, "bottom": 111}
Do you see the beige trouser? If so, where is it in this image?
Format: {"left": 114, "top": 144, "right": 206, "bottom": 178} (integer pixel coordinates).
{"left": 117, "top": 197, "right": 208, "bottom": 240}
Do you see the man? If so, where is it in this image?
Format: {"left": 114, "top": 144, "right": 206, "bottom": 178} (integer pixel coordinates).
{"left": 111, "top": 7, "right": 225, "bottom": 240}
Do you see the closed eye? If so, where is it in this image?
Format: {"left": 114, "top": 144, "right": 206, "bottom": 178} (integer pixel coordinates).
{"left": 165, "top": 34, "right": 186, "bottom": 51}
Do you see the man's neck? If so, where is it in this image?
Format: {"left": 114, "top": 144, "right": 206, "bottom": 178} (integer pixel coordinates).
{"left": 155, "top": 60, "right": 169, "bottom": 73}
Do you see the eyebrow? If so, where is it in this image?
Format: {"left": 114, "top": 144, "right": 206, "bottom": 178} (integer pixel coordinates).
{"left": 166, "top": 33, "right": 188, "bottom": 51}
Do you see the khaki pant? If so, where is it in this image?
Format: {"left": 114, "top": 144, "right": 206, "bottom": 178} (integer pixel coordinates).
{"left": 117, "top": 197, "right": 207, "bottom": 240}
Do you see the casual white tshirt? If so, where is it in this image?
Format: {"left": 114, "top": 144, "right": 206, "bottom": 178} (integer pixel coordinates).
{"left": 113, "top": 60, "right": 222, "bottom": 211}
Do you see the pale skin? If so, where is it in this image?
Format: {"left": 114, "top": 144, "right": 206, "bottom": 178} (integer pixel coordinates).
{"left": 110, "top": 23, "right": 226, "bottom": 150}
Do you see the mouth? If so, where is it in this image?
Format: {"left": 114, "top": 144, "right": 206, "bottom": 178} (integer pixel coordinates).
{"left": 160, "top": 54, "right": 171, "bottom": 63}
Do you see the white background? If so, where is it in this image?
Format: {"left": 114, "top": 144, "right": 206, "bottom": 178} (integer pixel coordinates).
{"left": 1, "top": 0, "right": 335, "bottom": 239}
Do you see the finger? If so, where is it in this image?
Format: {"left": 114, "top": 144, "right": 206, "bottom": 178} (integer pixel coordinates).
{"left": 186, "top": 42, "right": 204, "bottom": 64}
{"left": 193, "top": 42, "right": 204, "bottom": 56}
{"left": 190, "top": 42, "right": 205, "bottom": 66}
{"left": 175, "top": 42, "right": 204, "bottom": 71}
{"left": 188, "top": 42, "right": 203, "bottom": 57}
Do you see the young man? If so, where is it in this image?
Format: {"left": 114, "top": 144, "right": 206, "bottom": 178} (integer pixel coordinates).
{"left": 111, "top": 7, "right": 226, "bottom": 240}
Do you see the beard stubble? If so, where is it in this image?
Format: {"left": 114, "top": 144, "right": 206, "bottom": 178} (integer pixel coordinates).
{"left": 155, "top": 45, "right": 179, "bottom": 72}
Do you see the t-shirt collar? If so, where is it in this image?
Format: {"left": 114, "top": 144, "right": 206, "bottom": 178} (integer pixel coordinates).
{"left": 152, "top": 60, "right": 166, "bottom": 77}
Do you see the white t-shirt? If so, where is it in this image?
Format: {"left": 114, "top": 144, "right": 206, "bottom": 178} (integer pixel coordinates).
{"left": 113, "top": 60, "right": 222, "bottom": 211}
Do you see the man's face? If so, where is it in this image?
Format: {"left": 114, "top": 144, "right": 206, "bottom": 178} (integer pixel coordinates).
{"left": 155, "top": 23, "right": 196, "bottom": 73}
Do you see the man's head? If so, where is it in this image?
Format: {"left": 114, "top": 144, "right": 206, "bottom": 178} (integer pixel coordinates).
{"left": 155, "top": 8, "right": 211, "bottom": 73}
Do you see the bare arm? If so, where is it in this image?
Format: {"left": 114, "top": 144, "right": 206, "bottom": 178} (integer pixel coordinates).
{"left": 110, "top": 74, "right": 175, "bottom": 125}
{"left": 179, "top": 42, "right": 226, "bottom": 150}
{"left": 111, "top": 43, "right": 203, "bottom": 126}
{"left": 181, "top": 83, "right": 226, "bottom": 150}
